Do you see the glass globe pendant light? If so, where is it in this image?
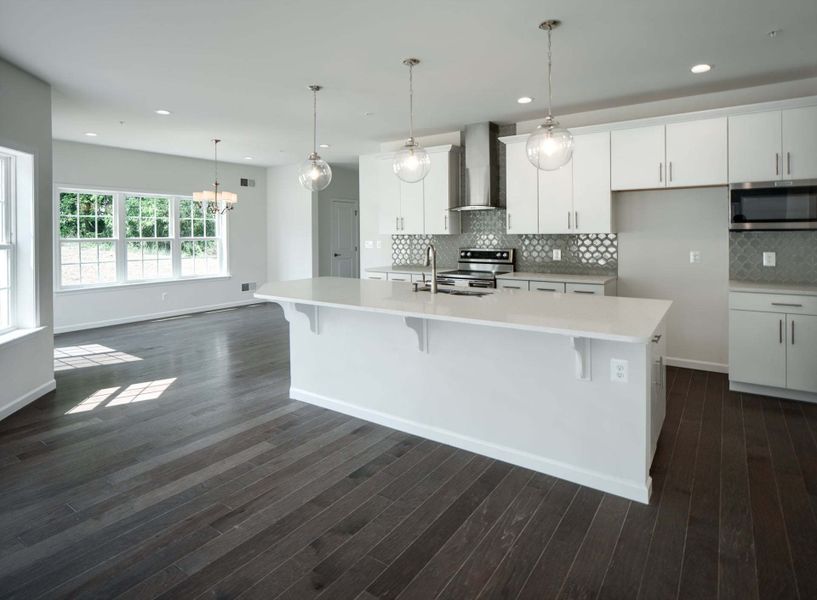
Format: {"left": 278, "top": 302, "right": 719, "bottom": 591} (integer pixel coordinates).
{"left": 526, "top": 20, "right": 573, "bottom": 171}
{"left": 393, "top": 58, "right": 431, "bottom": 183}
{"left": 298, "top": 84, "right": 333, "bottom": 192}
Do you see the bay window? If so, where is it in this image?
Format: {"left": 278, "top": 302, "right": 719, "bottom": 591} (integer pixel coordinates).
{"left": 56, "top": 188, "right": 226, "bottom": 289}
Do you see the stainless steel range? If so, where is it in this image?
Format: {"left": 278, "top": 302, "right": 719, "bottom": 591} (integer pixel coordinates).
{"left": 437, "top": 248, "right": 514, "bottom": 288}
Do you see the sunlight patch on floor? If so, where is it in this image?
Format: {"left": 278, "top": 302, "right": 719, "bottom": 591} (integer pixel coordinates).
{"left": 54, "top": 344, "right": 142, "bottom": 371}
{"left": 65, "top": 378, "right": 176, "bottom": 414}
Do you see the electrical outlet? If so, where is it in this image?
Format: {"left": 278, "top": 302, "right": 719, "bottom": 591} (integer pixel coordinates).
{"left": 161, "top": 292, "right": 168, "bottom": 301}
{"left": 689, "top": 250, "right": 701, "bottom": 264}
{"left": 763, "top": 252, "right": 776, "bottom": 267}
{"left": 610, "top": 359, "right": 629, "bottom": 383}
{"left": 552, "top": 249, "right": 562, "bottom": 261}
{"left": 364, "top": 240, "right": 374, "bottom": 249}
{"left": 376, "top": 240, "right": 382, "bottom": 249}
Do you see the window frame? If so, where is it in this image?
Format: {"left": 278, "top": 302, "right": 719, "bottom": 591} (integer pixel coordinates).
{"left": 0, "top": 153, "right": 16, "bottom": 334}
{"left": 54, "top": 185, "right": 229, "bottom": 292}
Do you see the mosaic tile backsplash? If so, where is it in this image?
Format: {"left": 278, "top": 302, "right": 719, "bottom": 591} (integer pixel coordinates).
{"left": 730, "top": 231, "right": 817, "bottom": 284}
{"left": 392, "top": 209, "right": 618, "bottom": 275}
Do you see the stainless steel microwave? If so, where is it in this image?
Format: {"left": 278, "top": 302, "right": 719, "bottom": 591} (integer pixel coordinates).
{"left": 730, "top": 180, "right": 817, "bottom": 231}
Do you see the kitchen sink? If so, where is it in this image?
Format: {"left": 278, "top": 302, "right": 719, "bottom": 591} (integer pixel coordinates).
{"left": 413, "top": 286, "right": 491, "bottom": 297}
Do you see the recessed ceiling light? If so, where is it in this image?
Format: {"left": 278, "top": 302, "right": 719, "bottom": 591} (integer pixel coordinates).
{"left": 319, "top": 143, "right": 330, "bottom": 149}
{"left": 243, "top": 156, "right": 253, "bottom": 160}
{"left": 155, "top": 109, "right": 172, "bottom": 115}
{"left": 690, "top": 64, "right": 712, "bottom": 74}
{"left": 517, "top": 96, "right": 533, "bottom": 104}
{"left": 84, "top": 132, "right": 98, "bottom": 137}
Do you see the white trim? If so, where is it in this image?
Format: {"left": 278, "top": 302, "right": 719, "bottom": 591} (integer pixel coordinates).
{"left": 665, "top": 356, "right": 729, "bottom": 373}
{"left": 729, "top": 381, "right": 817, "bottom": 404}
{"left": 55, "top": 274, "right": 232, "bottom": 295}
{"left": 0, "top": 325, "right": 47, "bottom": 348}
{"left": 0, "top": 378, "right": 56, "bottom": 422}
{"left": 53, "top": 299, "right": 259, "bottom": 334}
{"left": 291, "top": 387, "right": 652, "bottom": 503}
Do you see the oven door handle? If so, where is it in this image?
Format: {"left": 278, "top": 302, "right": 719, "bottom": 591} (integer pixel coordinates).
{"left": 468, "top": 280, "right": 494, "bottom": 289}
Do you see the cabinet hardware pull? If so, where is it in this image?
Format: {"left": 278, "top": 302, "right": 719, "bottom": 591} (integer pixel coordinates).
{"left": 779, "top": 319, "right": 783, "bottom": 344}
{"left": 395, "top": 217, "right": 398, "bottom": 231}
{"left": 573, "top": 290, "right": 595, "bottom": 294}
{"left": 401, "top": 217, "right": 405, "bottom": 230}
{"left": 771, "top": 302, "right": 802, "bottom": 307}
{"left": 536, "top": 288, "right": 557, "bottom": 292}
{"left": 669, "top": 162, "right": 673, "bottom": 182}
{"left": 505, "top": 285, "right": 521, "bottom": 289}
{"left": 792, "top": 320, "right": 795, "bottom": 345}
{"left": 444, "top": 213, "right": 448, "bottom": 230}
{"left": 574, "top": 211, "right": 579, "bottom": 230}
{"left": 787, "top": 152, "right": 791, "bottom": 175}
{"left": 659, "top": 162, "right": 663, "bottom": 182}
{"left": 508, "top": 213, "right": 512, "bottom": 230}
{"left": 775, "top": 153, "right": 779, "bottom": 175}
{"left": 652, "top": 334, "right": 662, "bottom": 343}
{"left": 567, "top": 211, "right": 571, "bottom": 229}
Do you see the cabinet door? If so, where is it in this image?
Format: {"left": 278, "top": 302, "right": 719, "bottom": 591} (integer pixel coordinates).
{"left": 728, "top": 111, "right": 782, "bottom": 183}
{"left": 504, "top": 141, "right": 539, "bottom": 233}
{"left": 399, "top": 180, "right": 424, "bottom": 234}
{"left": 424, "top": 150, "right": 460, "bottom": 234}
{"left": 611, "top": 125, "right": 665, "bottom": 190}
{"left": 566, "top": 283, "right": 605, "bottom": 296}
{"left": 786, "top": 314, "right": 817, "bottom": 393}
{"left": 538, "top": 161, "right": 573, "bottom": 234}
{"left": 666, "top": 118, "right": 727, "bottom": 187}
{"left": 729, "top": 310, "right": 786, "bottom": 388}
{"left": 572, "top": 132, "right": 612, "bottom": 233}
{"left": 782, "top": 106, "right": 817, "bottom": 180}
{"left": 377, "top": 157, "right": 401, "bottom": 234}
{"left": 530, "top": 281, "right": 566, "bottom": 293}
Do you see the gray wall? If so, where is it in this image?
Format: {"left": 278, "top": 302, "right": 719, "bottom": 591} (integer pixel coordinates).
{"left": 0, "top": 58, "right": 54, "bottom": 419}
{"left": 616, "top": 187, "right": 729, "bottom": 370}
{"left": 317, "top": 166, "right": 359, "bottom": 276}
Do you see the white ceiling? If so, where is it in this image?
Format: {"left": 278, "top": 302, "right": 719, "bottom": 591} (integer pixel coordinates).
{"left": 1, "top": 0, "right": 815, "bottom": 167}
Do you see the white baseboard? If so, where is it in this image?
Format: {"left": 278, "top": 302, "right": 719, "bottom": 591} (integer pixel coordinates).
{"left": 0, "top": 379, "right": 56, "bottom": 422}
{"left": 730, "top": 381, "right": 817, "bottom": 404}
{"left": 291, "top": 387, "right": 651, "bottom": 503}
{"left": 665, "top": 356, "right": 728, "bottom": 373}
{"left": 54, "top": 299, "right": 262, "bottom": 334}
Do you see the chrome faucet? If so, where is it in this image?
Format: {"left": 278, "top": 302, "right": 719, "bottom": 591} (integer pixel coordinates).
{"left": 424, "top": 244, "right": 438, "bottom": 294}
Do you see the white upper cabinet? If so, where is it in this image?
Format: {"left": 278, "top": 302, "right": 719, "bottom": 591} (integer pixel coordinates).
{"left": 572, "top": 131, "right": 611, "bottom": 233}
{"left": 376, "top": 157, "right": 401, "bottom": 234}
{"left": 611, "top": 125, "right": 665, "bottom": 191}
{"left": 373, "top": 145, "right": 460, "bottom": 235}
{"left": 398, "top": 180, "right": 424, "bottom": 234}
{"left": 782, "top": 106, "right": 817, "bottom": 180}
{"left": 424, "top": 147, "right": 461, "bottom": 235}
{"left": 665, "top": 118, "right": 727, "bottom": 187}
{"left": 728, "top": 111, "right": 782, "bottom": 183}
{"left": 538, "top": 161, "right": 573, "bottom": 234}
{"left": 504, "top": 140, "right": 539, "bottom": 234}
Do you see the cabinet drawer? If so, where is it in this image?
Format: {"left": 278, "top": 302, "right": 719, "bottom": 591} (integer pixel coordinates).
{"left": 729, "top": 292, "right": 817, "bottom": 315}
{"left": 365, "top": 272, "right": 386, "bottom": 280}
{"left": 497, "top": 279, "right": 529, "bottom": 291}
{"left": 530, "top": 282, "right": 566, "bottom": 293}
{"left": 387, "top": 273, "right": 412, "bottom": 282}
{"left": 566, "top": 283, "right": 605, "bottom": 295}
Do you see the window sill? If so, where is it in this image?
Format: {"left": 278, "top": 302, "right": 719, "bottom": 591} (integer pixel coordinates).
{"left": 55, "top": 274, "right": 233, "bottom": 295}
{"left": 0, "top": 326, "right": 47, "bottom": 349}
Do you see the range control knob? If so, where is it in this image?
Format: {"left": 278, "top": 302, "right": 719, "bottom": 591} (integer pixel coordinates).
{"left": 496, "top": 252, "right": 501, "bottom": 257}
{"left": 502, "top": 252, "right": 508, "bottom": 258}
{"left": 466, "top": 252, "right": 472, "bottom": 257}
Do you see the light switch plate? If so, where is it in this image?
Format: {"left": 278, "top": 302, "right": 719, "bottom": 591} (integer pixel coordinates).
{"left": 689, "top": 250, "right": 701, "bottom": 264}
{"left": 763, "top": 251, "right": 776, "bottom": 267}
{"left": 610, "top": 359, "right": 629, "bottom": 383}
{"left": 364, "top": 240, "right": 374, "bottom": 249}
{"left": 552, "top": 249, "right": 562, "bottom": 261}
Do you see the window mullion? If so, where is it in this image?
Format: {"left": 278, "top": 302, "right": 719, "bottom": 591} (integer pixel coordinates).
{"left": 172, "top": 196, "right": 181, "bottom": 278}
{"left": 116, "top": 192, "right": 126, "bottom": 284}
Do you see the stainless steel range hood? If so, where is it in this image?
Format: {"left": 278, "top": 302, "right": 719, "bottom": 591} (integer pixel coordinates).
{"left": 452, "top": 122, "right": 499, "bottom": 211}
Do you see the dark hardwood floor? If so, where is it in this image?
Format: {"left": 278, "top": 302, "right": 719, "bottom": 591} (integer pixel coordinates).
{"left": 1, "top": 303, "right": 816, "bottom": 599}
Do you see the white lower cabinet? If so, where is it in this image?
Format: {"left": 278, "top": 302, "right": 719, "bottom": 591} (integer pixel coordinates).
{"left": 565, "top": 283, "right": 604, "bottom": 295}
{"left": 787, "top": 314, "right": 817, "bottom": 393}
{"left": 497, "top": 279, "right": 529, "bottom": 291}
{"left": 364, "top": 271, "right": 387, "bottom": 280}
{"left": 729, "top": 309, "right": 787, "bottom": 389}
{"left": 729, "top": 292, "right": 817, "bottom": 394}
{"left": 530, "top": 282, "right": 566, "bottom": 293}
{"left": 386, "top": 272, "right": 412, "bottom": 283}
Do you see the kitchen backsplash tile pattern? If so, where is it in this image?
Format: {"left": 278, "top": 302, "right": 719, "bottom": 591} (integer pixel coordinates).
{"left": 730, "top": 231, "right": 817, "bottom": 284}
{"left": 392, "top": 209, "right": 618, "bottom": 274}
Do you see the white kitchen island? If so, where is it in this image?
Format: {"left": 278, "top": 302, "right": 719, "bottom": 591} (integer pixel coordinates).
{"left": 255, "top": 277, "right": 671, "bottom": 503}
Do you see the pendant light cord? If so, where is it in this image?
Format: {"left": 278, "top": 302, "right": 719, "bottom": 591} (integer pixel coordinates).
{"left": 408, "top": 62, "right": 415, "bottom": 140}
{"left": 312, "top": 88, "right": 318, "bottom": 155}
{"left": 213, "top": 139, "right": 219, "bottom": 193}
{"left": 547, "top": 25, "right": 553, "bottom": 119}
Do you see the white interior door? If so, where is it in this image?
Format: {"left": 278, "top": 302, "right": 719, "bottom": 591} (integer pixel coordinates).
{"left": 330, "top": 199, "right": 359, "bottom": 278}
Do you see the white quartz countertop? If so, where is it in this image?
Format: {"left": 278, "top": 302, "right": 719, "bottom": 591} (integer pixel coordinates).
{"left": 255, "top": 277, "right": 671, "bottom": 344}
{"left": 366, "top": 265, "right": 455, "bottom": 274}
{"left": 730, "top": 280, "right": 817, "bottom": 297}
{"left": 496, "top": 272, "right": 617, "bottom": 285}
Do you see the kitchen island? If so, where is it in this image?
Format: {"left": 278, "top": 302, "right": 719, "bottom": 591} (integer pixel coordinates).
{"left": 255, "top": 277, "right": 671, "bottom": 502}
